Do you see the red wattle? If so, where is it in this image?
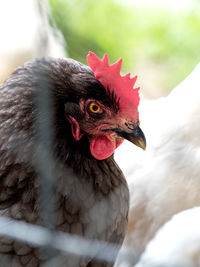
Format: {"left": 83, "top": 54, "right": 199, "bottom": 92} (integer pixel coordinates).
{"left": 90, "top": 136, "right": 116, "bottom": 160}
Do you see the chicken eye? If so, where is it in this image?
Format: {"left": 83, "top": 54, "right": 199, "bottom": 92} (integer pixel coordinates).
{"left": 88, "top": 103, "right": 103, "bottom": 114}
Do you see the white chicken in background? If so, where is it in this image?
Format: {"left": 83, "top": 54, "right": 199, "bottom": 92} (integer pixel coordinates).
{"left": 115, "top": 63, "right": 200, "bottom": 265}
{"left": 136, "top": 207, "right": 200, "bottom": 267}
{"left": 0, "top": 0, "right": 66, "bottom": 83}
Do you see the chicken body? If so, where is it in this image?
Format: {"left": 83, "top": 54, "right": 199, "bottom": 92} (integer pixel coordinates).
{"left": 115, "top": 63, "right": 200, "bottom": 265}
{"left": 0, "top": 58, "right": 132, "bottom": 266}
{"left": 136, "top": 207, "right": 200, "bottom": 267}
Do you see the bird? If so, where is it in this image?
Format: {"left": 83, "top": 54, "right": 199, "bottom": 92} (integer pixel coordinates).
{"left": 135, "top": 207, "right": 200, "bottom": 267}
{"left": 0, "top": 52, "right": 146, "bottom": 266}
{"left": 115, "top": 62, "right": 200, "bottom": 265}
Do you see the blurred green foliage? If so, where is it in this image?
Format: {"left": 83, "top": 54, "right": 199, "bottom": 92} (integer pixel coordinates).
{"left": 50, "top": 0, "right": 200, "bottom": 95}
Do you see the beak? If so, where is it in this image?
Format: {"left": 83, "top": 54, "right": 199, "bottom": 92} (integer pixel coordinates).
{"left": 113, "top": 126, "right": 146, "bottom": 150}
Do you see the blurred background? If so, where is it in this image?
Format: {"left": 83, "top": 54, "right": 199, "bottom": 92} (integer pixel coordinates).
{"left": 1, "top": 0, "right": 200, "bottom": 98}
{"left": 49, "top": 0, "right": 200, "bottom": 97}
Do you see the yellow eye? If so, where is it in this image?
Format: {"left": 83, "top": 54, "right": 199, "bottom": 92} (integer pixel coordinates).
{"left": 89, "top": 103, "right": 103, "bottom": 114}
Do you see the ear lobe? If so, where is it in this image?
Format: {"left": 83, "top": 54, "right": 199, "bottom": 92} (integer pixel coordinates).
{"left": 67, "top": 116, "right": 83, "bottom": 141}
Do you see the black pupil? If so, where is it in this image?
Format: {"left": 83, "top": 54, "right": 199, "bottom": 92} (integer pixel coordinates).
{"left": 93, "top": 105, "right": 99, "bottom": 111}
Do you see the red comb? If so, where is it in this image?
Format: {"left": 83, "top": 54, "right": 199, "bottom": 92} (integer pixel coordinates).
{"left": 87, "top": 51, "right": 140, "bottom": 121}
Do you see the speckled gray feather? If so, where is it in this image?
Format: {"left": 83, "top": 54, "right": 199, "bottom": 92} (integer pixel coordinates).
{"left": 0, "top": 58, "right": 129, "bottom": 266}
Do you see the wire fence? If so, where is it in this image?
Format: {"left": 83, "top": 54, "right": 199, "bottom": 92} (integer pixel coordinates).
{"left": 0, "top": 216, "right": 137, "bottom": 266}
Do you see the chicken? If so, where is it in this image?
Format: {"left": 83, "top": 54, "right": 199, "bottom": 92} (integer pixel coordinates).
{"left": 115, "top": 63, "right": 200, "bottom": 265}
{"left": 136, "top": 207, "right": 200, "bottom": 267}
{"left": 0, "top": 52, "right": 146, "bottom": 266}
